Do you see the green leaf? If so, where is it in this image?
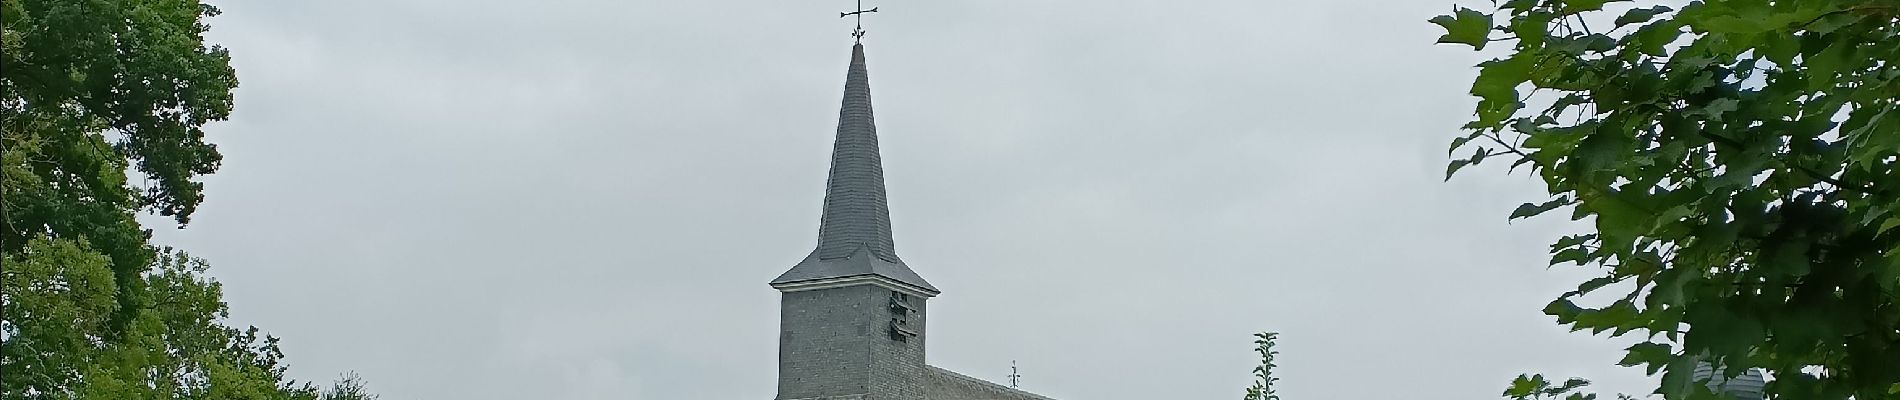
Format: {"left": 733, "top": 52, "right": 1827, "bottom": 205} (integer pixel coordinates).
{"left": 1523, "top": 121, "right": 1594, "bottom": 152}
{"left": 1658, "top": 356, "right": 1704, "bottom": 399}
{"left": 1573, "top": 300, "right": 1640, "bottom": 334}
{"left": 1648, "top": 262, "right": 1702, "bottom": 308}
{"left": 1559, "top": 378, "right": 1592, "bottom": 393}
{"left": 1560, "top": 0, "right": 1625, "bottom": 15}
{"left": 1625, "top": 20, "right": 1685, "bottom": 56}
{"left": 1804, "top": 11, "right": 1861, "bottom": 34}
{"left": 1510, "top": 12, "right": 1554, "bottom": 45}
{"left": 1430, "top": 7, "right": 1494, "bottom": 50}
{"left": 1619, "top": 342, "right": 1673, "bottom": 372}
{"left": 1472, "top": 53, "right": 1536, "bottom": 126}
{"left": 1614, "top": 6, "right": 1672, "bottom": 27}
{"left": 1552, "top": 234, "right": 1597, "bottom": 250}
{"left": 1552, "top": 247, "right": 1590, "bottom": 265}
{"left": 1857, "top": 204, "right": 1891, "bottom": 228}
{"left": 1679, "top": 1, "right": 1782, "bottom": 35}
{"left": 1511, "top": 197, "right": 1573, "bottom": 220}
{"left": 1506, "top": 374, "right": 1547, "bottom": 398}
{"left": 1697, "top": 98, "right": 1738, "bottom": 119}
{"left": 1582, "top": 34, "right": 1618, "bottom": 53}
{"left": 1446, "top": 159, "right": 1472, "bottom": 181}
{"left": 1509, "top": 156, "right": 1537, "bottom": 173}
{"left": 1546, "top": 298, "right": 1584, "bottom": 323}
{"left": 1843, "top": 104, "right": 1897, "bottom": 164}
{"left": 1759, "top": 31, "right": 1799, "bottom": 65}
{"left": 1805, "top": 41, "right": 1853, "bottom": 91}
{"left": 1571, "top": 129, "right": 1631, "bottom": 176}
{"left": 1693, "top": 15, "right": 1770, "bottom": 34}
{"left": 1447, "top": 148, "right": 1491, "bottom": 180}
{"left": 1574, "top": 276, "right": 1619, "bottom": 296}
{"left": 1450, "top": 132, "right": 1483, "bottom": 155}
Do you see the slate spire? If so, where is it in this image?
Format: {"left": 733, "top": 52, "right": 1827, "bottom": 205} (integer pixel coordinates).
{"left": 771, "top": 43, "right": 937, "bottom": 295}
{"left": 817, "top": 43, "right": 894, "bottom": 261}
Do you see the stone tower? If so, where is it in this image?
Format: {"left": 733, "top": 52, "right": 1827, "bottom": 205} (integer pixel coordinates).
{"left": 770, "top": 43, "right": 940, "bottom": 400}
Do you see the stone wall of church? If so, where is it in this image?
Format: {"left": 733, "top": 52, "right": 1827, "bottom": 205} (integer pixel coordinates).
{"left": 777, "top": 283, "right": 929, "bottom": 400}
{"left": 868, "top": 289, "right": 926, "bottom": 399}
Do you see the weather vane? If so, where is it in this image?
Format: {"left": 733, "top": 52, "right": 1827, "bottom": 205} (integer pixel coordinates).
{"left": 840, "top": 0, "right": 878, "bottom": 42}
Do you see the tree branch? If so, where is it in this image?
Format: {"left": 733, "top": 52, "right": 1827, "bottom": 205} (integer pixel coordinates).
{"left": 1794, "top": 4, "right": 1898, "bottom": 31}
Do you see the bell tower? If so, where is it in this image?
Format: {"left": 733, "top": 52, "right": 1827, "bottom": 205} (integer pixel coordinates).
{"left": 769, "top": 42, "right": 939, "bottom": 400}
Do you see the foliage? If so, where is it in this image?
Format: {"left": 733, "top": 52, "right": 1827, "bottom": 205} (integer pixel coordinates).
{"left": 6, "top": 245, "right": 323, "bottom": 399}
{"left": 1502, "top": 374, "right": 1623, "bottom": 400}
{"left": 320, "top": 372, "right": 380, "bottom": 400}
{"left": 1243, "top": 332, "right": 1281, "bottom": 400}
{"left": 1, "top": 0, "right": 235, "bottom": 227}
{"left": 1, "top": 237, "right": 118, "bottom": 395}
{"left": 1, "top": 0, "right": 371, "bottom": 398}
{"left": 1434, "top": 0, "right": 1899, "bottom": 399}
{"left": 2, "top": 0, "right": 235, "bottom": 336}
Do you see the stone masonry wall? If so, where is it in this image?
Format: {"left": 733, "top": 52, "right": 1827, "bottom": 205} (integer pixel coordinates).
{"left": 778, "top": 284, "right": 928, "bottom": 400}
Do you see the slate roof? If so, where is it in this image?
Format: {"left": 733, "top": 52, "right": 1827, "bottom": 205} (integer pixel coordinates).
{"left": 773, "top": 245, "right": 937, "bottom": 294}
{"left": 924, "top": 366, "right": 1058, "bottom": 400}
{"left": 772, "top": 43, "right": 937, "bottom": 294}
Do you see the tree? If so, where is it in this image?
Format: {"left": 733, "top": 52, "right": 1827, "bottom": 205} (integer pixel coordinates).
{"left": 2, "top": 0, "right": 235, "bottom": 329}
{"left": 320, "top": 372, "right": 381, "bottom": 400}
{"left": 69, "top": 249, "right": 319, "bottom": 399}
{"left": 1, "top": 238, "right": 118, "bottom": 395}
{"left": 1244, "top": 332, "right": 1281, "bottom": 400}
{"left": 1, "top": 0, "right": 370, "bottom": 397}
{"left": 1434, "top": 0, "right": 1898, "bottom": 399}
{"left": 1503, "top": 374, "right": 1612, "bottom": 400}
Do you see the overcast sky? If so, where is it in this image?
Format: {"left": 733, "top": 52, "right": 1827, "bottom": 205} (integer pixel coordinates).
{"left": 144, "top": 0, "right": 1662, "bottom": 398}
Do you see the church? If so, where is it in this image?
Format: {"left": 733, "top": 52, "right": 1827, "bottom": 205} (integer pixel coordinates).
{"left": 756, "top": 9, "right": 1776, "bottom": 400}
{"left": 760, "top": 39, "right": 1780, "bottom": 400}
{"left": 761, "top": 27, "right": 1062, "bottom": 400}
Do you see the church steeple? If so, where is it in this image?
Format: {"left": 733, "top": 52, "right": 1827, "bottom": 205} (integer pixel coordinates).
{"left": 770, "top": 41, "right": 935, "bottom": 400}
{"left": 768, "top": 34, "right": 1064, "bottom": 400}
{"left": 770, "top": 43, "right": 938, "bottom": 296}
{"left": 816, "top": 44, "right": 895, "bottom": 262}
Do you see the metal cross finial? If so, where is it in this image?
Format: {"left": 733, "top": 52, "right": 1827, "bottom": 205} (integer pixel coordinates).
{"left": 1008, "top": 360, "right": 1022, "bottom": 388}
{"left": 840, "top": 0, "right": 878, "bottom": 42}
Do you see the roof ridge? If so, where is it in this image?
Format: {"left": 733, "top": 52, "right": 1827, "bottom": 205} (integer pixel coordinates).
{"left": 925, "top": 365, "right": 1057, "bottom": 400}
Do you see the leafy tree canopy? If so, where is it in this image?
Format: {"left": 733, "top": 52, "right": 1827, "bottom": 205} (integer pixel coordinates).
{"left": 2, "top": 0, "right": 234, "bottom": 335}
{"left": 1435, "top": 0, "right": 1898, "bottom": 399}
{"left": 2, "top": 0, "right": 372, "bottom": 398}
